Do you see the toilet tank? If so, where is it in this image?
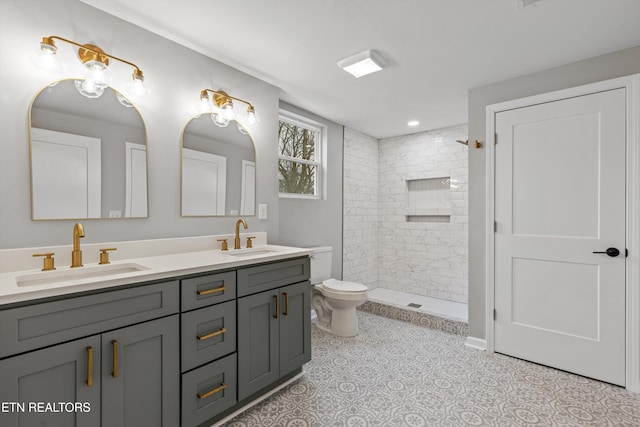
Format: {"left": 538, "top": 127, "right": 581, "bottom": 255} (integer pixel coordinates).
{"left": 309, "top": 246, "right": 332, "bottom": 284}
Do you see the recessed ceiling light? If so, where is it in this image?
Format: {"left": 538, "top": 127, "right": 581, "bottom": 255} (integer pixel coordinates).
{"left": 337, "top": 49, "right": 385, "bottom": 78}
{"left": 408, "top": 120, "right": 420, "bottom": 126}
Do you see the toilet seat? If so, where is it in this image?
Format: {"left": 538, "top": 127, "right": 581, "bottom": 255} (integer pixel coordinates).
{"left": 322, "top": 278, "right": 368, "bottom": 292}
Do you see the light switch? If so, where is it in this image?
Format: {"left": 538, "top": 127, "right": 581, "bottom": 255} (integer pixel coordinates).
{"left": 258, "top": 204, "right": 268, "bottom": 220}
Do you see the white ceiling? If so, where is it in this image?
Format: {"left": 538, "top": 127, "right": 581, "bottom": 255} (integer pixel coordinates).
{"left": 81, "top": 0, "right": 640, "bottom": 139}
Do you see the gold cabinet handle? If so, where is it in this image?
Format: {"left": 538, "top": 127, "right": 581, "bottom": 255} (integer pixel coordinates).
{"left": 197, "top": 286, "right": 226, "bottom": 296}
{"left": 283, "top": 292, "right": 289, "bottom": 316}
{"left": 112, "top": 340, "right": 118, "bottom": 378}
{"left": 274, "top": 295, "right": 279, "bottom": 319}
{"left": 198, "top": 383, "right": 227, "bottom": 400}
{"left": 86, "top": 346, "right": 93, "bottom": 387}
{"left": 197, "top": 327, "right": 227, "bottom": 341}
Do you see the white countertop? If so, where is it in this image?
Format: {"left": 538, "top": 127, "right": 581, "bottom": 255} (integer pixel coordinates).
{"left": 0, "top": 244, "right": 312, "bottom": 306}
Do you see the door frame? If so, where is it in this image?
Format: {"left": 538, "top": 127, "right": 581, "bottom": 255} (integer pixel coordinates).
{"left": 485, "top": 74, "right": 640, "bottom": 392}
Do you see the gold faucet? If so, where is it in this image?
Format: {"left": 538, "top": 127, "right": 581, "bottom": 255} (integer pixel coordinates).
{"left": 234, "top": 218, "right": 248, "bottom": 250}
{"left": 71, "top": 223, "right": 84, "bottom": 268}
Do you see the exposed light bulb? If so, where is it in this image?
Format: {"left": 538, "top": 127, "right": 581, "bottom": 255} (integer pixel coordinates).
{"left": 81, "top": 60, "right": 112, "bottom": 94}
{"left": 221, "top": 105, "right": 235, "bottom": 121}
{"left": 211, "top": 113, "right": 230, "bottom": 127}
{"left": 29, "top": 42, "right": 62, "bottom": 72}
{"left": 246, "top": 106, "right": 259, "bottom": 127}
{"left": 220, "top": 101, "right": 235, "bottom": 120}
{"left": 126, "top": 70, "right": 149, "bottom": 98}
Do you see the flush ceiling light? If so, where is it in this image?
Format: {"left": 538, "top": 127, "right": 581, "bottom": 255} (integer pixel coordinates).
{"left": 408, "top": 120, "right": 420, "bottom": 127}
{"left": 199, "top": 89, "right": 259, "bottom": 130}
{"left": 31, "top": 35, "right": 148, "bottom": 99}
{"left": 337, "top": 49, "right": 385, "bottom": 78}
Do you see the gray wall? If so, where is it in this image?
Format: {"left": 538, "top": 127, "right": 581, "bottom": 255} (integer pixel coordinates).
{"left": 467, "top": 45, "right": 640, "bottom": 340}
{"left": 276, "top": 102, "right": 344, "bottom": 279}
{"left": 0, "top": 0, "right": 280, "bottom": 249}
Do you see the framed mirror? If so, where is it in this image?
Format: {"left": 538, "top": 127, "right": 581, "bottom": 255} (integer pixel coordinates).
{"left": 181, "top": 114, "right": 256, "bottom": 216}
{"left": 29, "top": 79, "right": 148, "bottom": 220}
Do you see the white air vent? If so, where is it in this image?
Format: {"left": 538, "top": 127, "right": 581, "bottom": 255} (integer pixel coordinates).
{"left": 517, "top": 0, "right": 542, "bottom": 9}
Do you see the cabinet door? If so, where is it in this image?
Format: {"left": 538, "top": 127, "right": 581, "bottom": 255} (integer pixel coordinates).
{"left": 279, "top": 281, "right": 312, "bottom": 376}
{"left": 0, "top": 335, "right": 101, "bottom": 427}
{"left": 101, "top": 315, "right": 180, "bottom": 427}
{"left": 237, "top": 290, "right": 279, "bottom": 400}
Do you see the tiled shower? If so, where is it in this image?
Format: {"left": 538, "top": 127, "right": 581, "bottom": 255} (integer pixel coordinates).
{"left": 343, "top": 124, "right": 469, "bottom": 315}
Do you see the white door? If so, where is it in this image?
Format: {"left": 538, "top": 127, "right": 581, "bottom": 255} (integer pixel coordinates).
{"left": 125, "top": 142, "right": 148, "bottom": 217}
{"left": 181, "top": 148, "right": 227, "bottom": 216}
{"left": 494, "top": 88, "right": 626, "bottom": 385}
{"left": 31, "top": 128, "right": 101, "bottom": 219}
{"left": 240, "top": 160, "right": 256, "bottom": 216}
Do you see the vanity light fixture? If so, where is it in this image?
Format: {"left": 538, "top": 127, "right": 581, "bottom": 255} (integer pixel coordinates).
{"left": 337, "top": 49, "right": 385, "bottom": 78}
{"left": 32, "top": 35, "right": 148, "bottom": 99}
{"left": 199, "top": 89, "right": 260, "bottom": 129}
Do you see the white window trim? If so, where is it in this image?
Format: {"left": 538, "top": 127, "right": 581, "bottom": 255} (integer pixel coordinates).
{"left": 278, "top": 109, "right": 327, "bottom": 200}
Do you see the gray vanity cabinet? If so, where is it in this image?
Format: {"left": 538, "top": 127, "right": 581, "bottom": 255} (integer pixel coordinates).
{"left": 0, "top": 281, "right": 180, "bottom": 427}
{"left": 237, "top": 257, "right": 311, "bottom": 401}
{"left": 279, "top": 281, "right": 312, "bottom": 375}
{"left": 101, "top": 315, "right": 180, "bottom": 427}
{"left": 0, "top": 335, "right": 101, "bottom": 427}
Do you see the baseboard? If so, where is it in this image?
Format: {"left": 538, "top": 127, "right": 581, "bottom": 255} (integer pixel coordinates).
{"left": 465, "top": 336, "right": 486, "bottom": 350}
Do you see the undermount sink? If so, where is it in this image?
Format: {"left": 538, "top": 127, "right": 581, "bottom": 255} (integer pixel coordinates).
{"left": 225, "top": 247, "right": 277, "bottom": 257}
{"left": 16, "top": 263, "right": 150, "bottom": 287}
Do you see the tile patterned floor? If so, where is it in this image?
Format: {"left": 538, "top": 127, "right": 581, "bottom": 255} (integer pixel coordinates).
{"left": 221, "top": 311, "right": 640, "bottom": 427}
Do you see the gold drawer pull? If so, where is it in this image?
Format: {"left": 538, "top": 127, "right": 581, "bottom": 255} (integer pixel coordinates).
{"left": 86, "top": 346, "right": 93, "bottom": 387}
{"left": 112, "top": 340, "right": 118, "bottom": 378}
{"left": 197, "top": 286, "right": 226, "bottom": 296}
{"left": 197, "top": 327, "right": 227, "bottom": 341}
{"left": 198, "top": 383, "right": 227, "bottom": 400}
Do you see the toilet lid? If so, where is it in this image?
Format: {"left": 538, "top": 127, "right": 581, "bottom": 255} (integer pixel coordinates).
{"left": 323, "top": 278, "right": 368, "bottom": 292}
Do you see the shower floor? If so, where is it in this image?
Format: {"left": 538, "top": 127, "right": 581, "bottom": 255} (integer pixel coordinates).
{"left": 367, "top": 288, "right": 468, "bottom": 323}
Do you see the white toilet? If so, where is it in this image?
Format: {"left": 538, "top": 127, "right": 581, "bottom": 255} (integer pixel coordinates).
{"left": 309, "top": 247, "right": 368, "bottom": 337}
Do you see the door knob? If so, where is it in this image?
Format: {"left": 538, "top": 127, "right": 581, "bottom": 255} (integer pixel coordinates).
{"left": 593, "top": 247, "right": 620, "bottom": 257}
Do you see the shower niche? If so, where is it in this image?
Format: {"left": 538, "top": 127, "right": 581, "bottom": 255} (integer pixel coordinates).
{"left": 406, "top": 177, "right": 452, "bottom": 222}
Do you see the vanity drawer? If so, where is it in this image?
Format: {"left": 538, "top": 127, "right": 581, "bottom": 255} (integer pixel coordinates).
{"left": 181, "top": 300, "right": 236, "bottom": 372}
{"left": 0, "top": 281, "right": 179, "bottom": 358}
{"left": 181, "top": 353, "right": 237, "bottom": 427}
{"left": 181, "top": 271, "right": 236, "bottom": 311}
{"left": 237, "top": 257, "right": 310, "bottom": 297}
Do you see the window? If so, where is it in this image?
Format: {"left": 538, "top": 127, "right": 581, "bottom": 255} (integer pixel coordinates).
{"left": 278, "top": 111, "right": 324, "bottom": 198}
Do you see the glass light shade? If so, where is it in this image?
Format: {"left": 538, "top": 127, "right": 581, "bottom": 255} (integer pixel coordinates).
{"left": 220, "top": 101, "right": 235, "bottom": 120}
{"left": 74, "top": 79, "right": 105, "bottom": 98}
{"left": 211, "top": 113, "right": 230, "bottom": 127}
{"left": 126, "top": 75, "right": 149, "bottom": 98}
{"left": 29, "top": 44, "right": 63, "bottom": 72}
{"left": 81, "top": 60, "right": 112, "bottom": 89}
{"left": 246, "top": 108, "right": 260, "bottom": 127}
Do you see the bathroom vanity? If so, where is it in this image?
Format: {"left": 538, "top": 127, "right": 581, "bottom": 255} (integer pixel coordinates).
{"left": 0, "top": 242, "right": 312, "bottom": 427}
